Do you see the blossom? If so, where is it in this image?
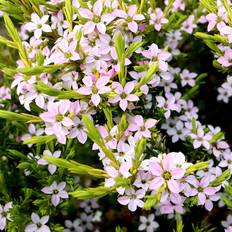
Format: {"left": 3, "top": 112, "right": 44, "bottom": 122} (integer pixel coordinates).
{"left": 180, "top": 69, "right": 197, "bottom": 87}
{"left": 37, "top": 150, "right": 61, "bottom": 174}
{"left": 149, "top": 153, "right": 185, "bottom": 193}
{"left": 63, "top": 219, "right": 83, "bottom": 232}
{"left": 218, "top": 48, "right": 232, "bottom": 67}
{"left": 109, "top": 82, "right": 139, "bottom": 111}
{"left": 142, "top": 44, "right": 171, "bottom": 72}
{"left": 138, "top": 214, "right": 159, "bottom": 232}
{"left": 156, "top": 93, "right": 180, "bottom": 119}
{"left": 149, "top": 8, "right": 168, "bottom": 31}
{"left": 117, "top": 188, "right": 145, "bottom": 212}
{"left": 0, "top": 86, "right": 11, "bottom": 100}
{"left": 78, "top": 0, "right": 109, "bottom": 34}
{"left": 40, "top": 100, "right": 73, "bottom": 144}
{"left": 181, "top": 15, "right": 197, "bottom": 34}
{"left": 222, "top": 215, "right": 232, "bottom": 229}
{"left": 0, "top": 202, "right": 12, "bottom": 231}
{"left": 25, "top": 213, "right": 50, "bottom": 232}
{"left": 78, "top": 74, "right": 111, "bottom": 106}
{"left": 57, "top": 39, "right": 80, "bottom": 62}
{"left": 190, "top": 128, "right": 212, "bottom": 150}
{"left": 128, "top": 115, "right": 157, "bottom": 139}
{"left": 25, "top": 13, "right": 52, "bottom": 38}
{"left": 185, "top": 176, "right": 218, "bottom": 211}
{"left": 41, "top": 181, "right": 69, "bottom": 206}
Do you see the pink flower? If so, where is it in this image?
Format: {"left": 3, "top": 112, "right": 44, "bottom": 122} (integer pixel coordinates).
{"left": 78, "top": 74, "right": 111, "bottom": 106}
{"left": 180, "top": 69, "right": 197, "bottom": 87}
{"left": 190, "top": 128, "right": 212, "bottom": 150}
{"left": 181, "top": 15, "right": 197, "bottom": 34}
{"left": 40, "top": 100, "right": 73, "bottom": 144}
{"left": 0, "top": 86, "right": 11, "bottom": 100}
{"left": 142, "top": 44, "right": 171, "bottom": 72}
{"left": 156, "top": 93, "right": 180, "bottom": 119}
{"left": 117, "top": 188, "right": 145, "bottom": 212}
{"left": 79, "top": 0, "right": 109, "bottom": 34}
{"left": 149, "top": 154, "right": 185, "bottom": 193}
{"left": 126, "top": 5, "right": 145, "bottom": 33}
{"left": 185, "top": 176, "right": 218, "bottom": 211}
{"left": 109, "top": 82, "right": 139, "bottom": 111}
{"left": 149, "top": 8, "right": 168, "bottom": 31}
{"left": 218, "top": 48, "right": 232, "bottom": 67}
{"left": 57, "top": 39, "right": 80, "bottom": 61}
{"left": 25, "top": 13, "right": 52, "bottom": 38}
{"left": 41, "top": 181, "right": 68, "bottom": 207}
{"left": 128, "top": 115, "right": 157, "bottom": 139}
{"left": 69, "top": 117, "right": 88, "bottom": 144}
{"left": 113, "top": 5, "right": 145, "bottom": 33}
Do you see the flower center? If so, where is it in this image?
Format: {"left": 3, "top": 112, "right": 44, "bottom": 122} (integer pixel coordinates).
{"left": 53, "top": 189, "right": 59, "bottom": 194}
{"left": 56, "top": 114, "right": 63, "bottom": 122}
{"left": 36, "top": 222, "right": 42, "bottom": 228}
{"left": 163, "top": 171, "right": 172, "bottom": 180}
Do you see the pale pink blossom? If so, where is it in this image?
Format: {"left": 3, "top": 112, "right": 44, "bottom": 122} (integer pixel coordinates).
{"left": 41, "top": 181, "right": 68, "bottom": 207}
{"left": 117, "top": 188, "right": 145, "bottom": 212}
{"left": 109, "top": 82, "right": 139, "bottom": 111}
{"left": 149, "top": 154, "right": 185, "bottom": 193}
{"left": 25, "top": 13, "right": 52, "bottom": 38}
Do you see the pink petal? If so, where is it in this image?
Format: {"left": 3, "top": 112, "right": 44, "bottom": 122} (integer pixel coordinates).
{"left": 128, "top": 21, "right": 138, "bottom": 33}
{"left": 150, "top": 177, "right": 164, "bottom": 190}
{"left": 91, "top": 93, "right": 101, "bottom": 106}
{"left": 83, "top": 21, "right": 95, "bottom": 34}
{"left": 167, "top": 179, "right": 180, "bottom": 193}
{"left": 79, "top": 8, "right": 93, "bottom": 19}
{"left": 119, "top": 99, "right": 128, "bottom": 111}
{"left": 52, "top": 194, "right": 60, "bottom": 206}
{"left": 149, "top": 162, "right": 163, "bottom": 176}
{"left": 117, "top": 196, "right": 130, "bottom": 205}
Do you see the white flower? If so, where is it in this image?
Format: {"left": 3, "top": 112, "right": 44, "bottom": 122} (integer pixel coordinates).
{"left": 191, "top": 128, "right": 212, "bottom": 150}
{"left": 117, "top": 188, "right": 145, "bottom": 212}
{"left": 63, "top": 219, "right": 83, "bottom": 232}
{"left": 25, "top": 13, "right": 52, "bottom": 38}
{"left": 37, "top": 150, "right": 61, "bottom": 174}
{"left": 25, "top": 213, "right": 50, "bottom": 232}
{"left": 41, "top": 181, "right": 68, "bottom": 206}
{"left": 0, "top": 202, "right": 12, "bottom": 231}
{"left": 138, "top": 214, "right": 159, "bottom": 232}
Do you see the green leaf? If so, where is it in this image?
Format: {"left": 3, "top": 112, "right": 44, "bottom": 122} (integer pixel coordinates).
{"left": 0, "top": 35, "right": 17, "bottom": 48}
{"left": 64, "top": 0, "right": 73, "bottom": 32}
{"left": 3, "top": 14, "right": 31, "bottom": 67}
{"left": 135, "top": 62, "right": 158, "bottom": 90}
{"left": 103, "top": 108, "right": 114, "bottom": 129}
{"left": 44, "top": 156, "right": 108, "bottom": 178}
{"left": 210, "top": 131, "right": 224, "bottom": 143}
{"left": 82, "top": 114, "right": 119, "bottom": 168}
{"left": 115, "top": 32, "right": 126, "bottom": 85}
{"left": 70, "top": 186, "right": 113, "bottom": 199}
{"left": 210, "top": 169, "right": 231, "bottom": 186}
{"left": 15, "top": 64, "right": 65, "bottom": 75}
{"left": 185, "top": 162, "right": 209, "bottom": 175}
{"left": 132, "top": 138, "right": 146, "bottom": 174}
{"left": 23, "top": 135, "right": 56, "bottom": 145}
{"left": 0, "top": 110, "right": 41, "bottom": 122}
{"left": 144, "top": 185, "right": 165, "bottom": 210}
{"left": 200, "top": 0, "right": 217, "bottom": 13}
{"left": 7, "top": 149, "right": 27, "bottom": 160}
{"left": 125, "top": 41, "right": 144, "bottom": 57}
